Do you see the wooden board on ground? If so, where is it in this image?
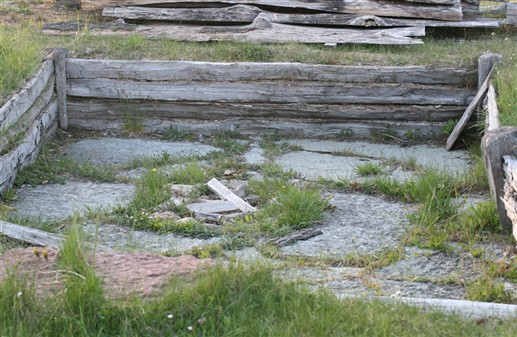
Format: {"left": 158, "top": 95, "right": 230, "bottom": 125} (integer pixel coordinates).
{"left": 502, "top": 155, "right": 517, "bottom": 242}
{"left": 445, "top": 66, "right": 494, "bottom": 150}
{"left": 270, "top": 228, "right": 323, "bottom": 247}
{"left": 102, "top": 5, "right": 499, "bottom": 28}
{"left": 0, "top": 220, "right": 64, "bottom": 248}
{"left": 44, "top": 16, "right": 425, "bottom": 45}
{"left": 82, "top": 0, "right": 463, "bottom": 21}
{"left": 186, "top": 200, "right": 240, "bottom": 214}
{"left": 67, "top": 117, "right": 447, "bottom": 140}
{"left": 207, "top": 178, "right": 256, "bottom": 213}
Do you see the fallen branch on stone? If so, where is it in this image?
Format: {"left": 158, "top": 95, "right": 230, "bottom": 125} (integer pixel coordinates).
{"left": 270, "top": 227, "right": 323, "bottom": 247}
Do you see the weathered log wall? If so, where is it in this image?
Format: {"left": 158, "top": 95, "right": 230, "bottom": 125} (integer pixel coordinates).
{"left": 0, "top": 53, "right": 62, "bottom": 195}
{"left": 65, "top": 58, "right": 477, "bottom": 139}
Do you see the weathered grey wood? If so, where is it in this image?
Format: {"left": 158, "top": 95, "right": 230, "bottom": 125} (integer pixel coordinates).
{"left": 186, "top": 200, "right": 240, "bottom": 214}
{"left": 53, "top": 48, "right": 68, "bottom": 130}
{"left": 270, "top": 228, "right": 323, "bottom": 247}
{"left": 0, "top": 80, "right": 55, "bottom": 156}
{"left": 446, "top": 66, "right": 494, "bottom": 151}
{"left": 502, "top": 155, "right": 517, "bottom": 241}
{"left": 0, "top": 98, "right": 58, "bottom": 194}
{"left": 68, "top": 117, "right": 446, "bottom": 140}
{"left": 102, "top": 5, "right": 499, "bottom": 28}
{"left": 66, "top": 58, "right": 474, "bottom": 86}
{"left": 207, "top": 178, "right": 256, "bottom": 213}
{"left": 0, "top": 59, "right": 54, "bottom": 132}
{"left": 83, "top": 0, "right": 463, "bottom": 21}
{"left": 46, "top": 16, "right": 425, "bottom": 45}
{"left": 336, "top": 294, "right": 517, "bottom": 320}
{"left": 481, "top": 127, "right": 517, "bottom": 232}
{"left": 67, "top": 99, "right": 467, "bottom": 122}
{"left": 478, "top": 53, "right": 502, "bottom": 90}
{"left": 485, "top": 83, "right": 500, "bottom": 132}
{"left": 67, "top": 79, "right": 472, "bottom": 106}
{"left": 0, "top": 220, "right": 65, "bottom": 248}
{"left": 503, "top": 3, "right": 517, "bottom": 25}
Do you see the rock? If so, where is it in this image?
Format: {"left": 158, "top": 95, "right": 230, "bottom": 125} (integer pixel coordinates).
{"left": 0, "top": 247, "right": 215, "bottom": 298}
{"left": 223, "top": 180, "right": 247, "bottom": 198}
{"left": 149, "top": 211, "right": 180, "bottom": 221}
{"left": 167, "top": 184, "right": 195, "bottom": 197}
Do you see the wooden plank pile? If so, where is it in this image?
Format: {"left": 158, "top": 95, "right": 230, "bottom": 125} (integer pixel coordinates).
{"left": 64, "top": 57, "right": 477, "bottom": 139}
{"left": 44, "top": 0, "right": 506, "bottom": 45}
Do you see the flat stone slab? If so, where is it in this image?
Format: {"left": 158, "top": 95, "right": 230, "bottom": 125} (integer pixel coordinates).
{"left": 285, "top": 140, "right": 472, "bottom": 176}
{"left": 82, "top": 223, "right": 221, "bottom": 253}
{"left": 276, "top": 151, "right": 384, "bottom": 181}
{"left": 277, "top": 265, "right": 465, "bottom": 299}
{"left": 321, "top": 278, "right": 466, "bottom": 300}
{"left": 376, "top": 250, "right": 481, "bottom": 283}
{"left": 280, "top": 193, "right": 409, "bottom": 257}
{"left": 244, "top": 144, "right": 266, "bottom": 165}
{"left": 10, "top": 182, "right": 134, "bottom": 221}
{"left": 62, "top": 138, "right": 218, "bottom": 166}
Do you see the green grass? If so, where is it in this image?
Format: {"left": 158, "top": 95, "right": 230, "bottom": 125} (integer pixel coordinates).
{"left": 0, "top": 23, "right": 45, "bottom": 105}
{"left": 3, "top": 243, "right": 517, "bottom": 337}
{"left": 356, "top": 162, "right": 384, "bottom": 176}
{"left": 495, "top": 55, "right": 517, "bottom": 126}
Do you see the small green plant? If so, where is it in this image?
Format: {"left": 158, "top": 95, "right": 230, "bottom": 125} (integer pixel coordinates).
{"left": 441, "top": 119, "right": 458, "bottom": 136}
{"left": 169, "top": 162, "right": 206, "bottom": 185}
{"left": 268, "top": 184, "right": 329, "bottom": 230}
{"left": 466, "top": 275, "right": 514, "bottom": 303}
{"left": 356, "top": 162, "right": 384, "bottom": 176}
{"left": 122, "top": 112, "right": 144, "bottom": 136}
{"left": 116, "top": 168, "right": 171, "bottom": 228}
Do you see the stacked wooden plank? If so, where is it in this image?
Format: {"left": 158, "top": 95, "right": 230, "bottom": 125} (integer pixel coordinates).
{"left": 43, "top": 0, "right": 503, "bottom": 45}
{"left": 0, "top": 52, "right": 63, "bottom": 195}
{"left": 65, "top": 58, "right": 477, "bottom": 139}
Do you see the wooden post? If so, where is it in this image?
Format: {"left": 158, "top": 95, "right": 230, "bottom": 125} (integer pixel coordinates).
{"left": 481, "top": 127, "right": 517, "bottom": 233}
{"left": 53, "top": 48, "right": 68, "bottom": 130}
{"left": 478, "top": 53, "right": 502, "bottom": 90}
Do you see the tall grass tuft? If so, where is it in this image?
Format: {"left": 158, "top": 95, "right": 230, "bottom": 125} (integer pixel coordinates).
{"left": 0, "top": 23, "right": 45, "bottom": 105}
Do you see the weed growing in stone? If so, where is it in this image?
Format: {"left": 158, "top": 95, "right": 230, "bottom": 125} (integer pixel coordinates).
{"left": 356, "top": 162, "right": 384, "bottom": 176}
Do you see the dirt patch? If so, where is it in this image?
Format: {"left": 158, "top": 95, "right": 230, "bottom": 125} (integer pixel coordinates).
{"left": 0, "top": 247, "right": 215, "bottom": 298}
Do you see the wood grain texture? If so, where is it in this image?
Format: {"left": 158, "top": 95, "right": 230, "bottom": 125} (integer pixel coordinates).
{"left": 45, "top": 16, "right": 425, "bottom": 45}
{"left": 102, "top": 5, "right": 499, "bottom": 28}
{"left": 0, "top": 80, "right": 55, "bottom": 156}
{"left": 0, "top": 98, "right": 58, "bottom": 194}
{"left": 81, "top": 0, "right": 463, "bottom": 21}
{"left": 446, "top": 66, "right": 494, "bottom": 150}
{"left": 502, "top": 155, "right": 517, "bottom": 241}
{"left": 485, "top": 83, "right": 500, "bottom": 132}
{"left": 66, "top": 58, "right": 474, "bottom": 86}
{"left": 53, "top": 48, "right": 68, "bottom": 129}
{"left": 67, "top": 117, "right": 446, "bottom": 140}
{"left": 67, "top": 99, "right": 467, "bottom": 122}
{"left": 67, "top": 78, "right": 472, "bottom": 105}
{"left": 0, "top": 59, "right": 54, "bottom": 131}
{"left": 0, "top": 220, "right": 65, "bottom": 248}
{"left": 207, "top": 178, "right": 256, "bottom": 213}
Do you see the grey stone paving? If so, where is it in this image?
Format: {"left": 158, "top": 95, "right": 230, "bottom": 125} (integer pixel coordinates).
{"left": 82, "top": 223, "right": 221, "bottom": 253}
{"left": 284, "top": 139, "right": 472, "bottom": 176}
{"left": 7, "top": 136, "right": 507, "bottom": 306}
{"left": 280, "top": 193, "right": 409, "bottom": 257}
{"left": 62, "top": 138, "right": 218, "bottom": 166}
{"left": 10, "top": 181, "right": 134, "bottom": 221}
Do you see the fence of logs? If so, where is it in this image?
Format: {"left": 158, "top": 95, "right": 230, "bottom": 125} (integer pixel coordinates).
{"left": 2, "top": 50, "right": 517, "bottom": 241}
{"left": 0, "top": 49, "right": 67, "bottom": 195}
